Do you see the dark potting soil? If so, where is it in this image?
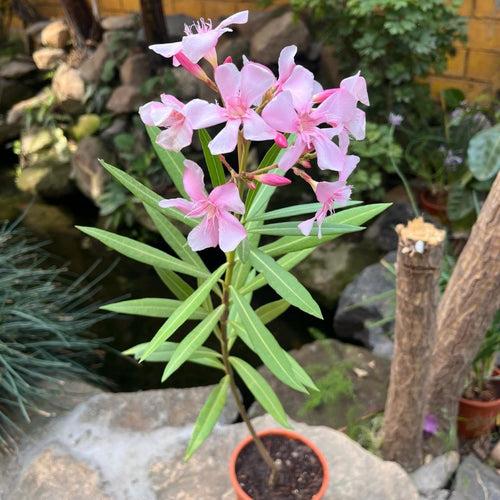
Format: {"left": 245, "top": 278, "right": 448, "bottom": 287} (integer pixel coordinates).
{"left": 235, "top": 435, "right": 324, "bottom": 500}
{"left": 463, "top": 379, "right": 500, "bottom": 402}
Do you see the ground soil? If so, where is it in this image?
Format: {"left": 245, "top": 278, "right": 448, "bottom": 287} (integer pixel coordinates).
{"left": 463, "top": 379, "right": 500, "bottom": 402}
{"left": 235, "top": 435, "right": 323, "bottom": 500}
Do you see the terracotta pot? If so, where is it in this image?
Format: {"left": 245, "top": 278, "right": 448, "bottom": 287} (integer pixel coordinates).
{"left": 229, "top": 428, "right": 330, "bottom": 500}
{"left": 419, "top": 189, "right": 448, "bottom": 220}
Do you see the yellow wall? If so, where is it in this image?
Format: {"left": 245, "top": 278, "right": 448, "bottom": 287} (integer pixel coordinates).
{"left": 24, "top": 0, "right": 500, "bottom": 98}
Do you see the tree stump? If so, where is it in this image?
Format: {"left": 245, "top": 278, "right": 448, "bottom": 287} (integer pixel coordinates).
{"left": 426, "top": 173, "right": 500, "bottom": 448}
{"left": 381, "top": 217, "right": 445, "bottom": 470}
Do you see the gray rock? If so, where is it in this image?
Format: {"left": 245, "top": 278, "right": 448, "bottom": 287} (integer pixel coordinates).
{"left": 101, "top": 14, "right": 137, "bottom": 31}
{"left": 119, "top": 53, "right": 151, "bottom": 86}
{"left": 25, "top": 20, "right": 51, "bottom": 37}
{"left": 172, "top": 68, "right": 199, "bottom": 100}
{"left": 250, "top": 338, "right": 391, "bottom": 429}
{"left": 411, "top": 452, "right": 460, "bottom": 495}
{"left": 422, "top": 490, "right": 450, "bottom": 500}
{"left": 334, "top": 252, "right": 396, "bottom": 358}
{"left": 216, "top": 35, "right": 249, "bottom": 66}
{"left": 165, "top": 14, "right": 192, "bottom": 39}
{"left": 0, "top": 58, "right": 36, "bottom": 79}
{"left": 100, "top": 116, "right": 128, "bottom": 139}
{"left": 106, "top": 84, "right": 144, "bottom": 114}
{"left": 320, "top": 44, "right": 340, "bottom": 87}
{"left": 236, "top": 7, "right": 287, "bottom": 38}
{"left": 79, "top": 44, "right": 108, "bottom": 82}
{"left": 293, "top": 239, "right": 380, "bottom": 308}
{"left": 0, "top": 78, "right": 33, "bottom": 112}
{"left": 491, "top": 441, "right": 500, "bottom": 467}
{"left": 0, "top": 119, "right": 20, "bottom": 144}
{"left": 41, "top": 20, "right": 70, "bottom": 48}
{"left": 52, "top": 63, "right": 85, "bottom": 112}
{"left": 71, "top": 137, "right": 109, "bottom": 202}
{"left": 32, "top": 47, "right": 66, "bottom": 70}
{"left": 364, "top": 202, "right": 415, "bottom": 252}
{"left": 250, "top": 11, "right": 309, "bottom": 65}
{"left": 451, "top": 454, "right": 500, "bottom": 500}
{"left": 7, "top": 87, "right": 53, "bottom": 125}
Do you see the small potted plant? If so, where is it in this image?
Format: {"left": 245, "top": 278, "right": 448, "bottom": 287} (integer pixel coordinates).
{"left": 78, "top": 11, "right": 388, "bottom": 498}
{"left": 458, "top": 318, "right": 500, "bottom": 439}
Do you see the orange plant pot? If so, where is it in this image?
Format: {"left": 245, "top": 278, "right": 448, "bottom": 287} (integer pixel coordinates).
{"left": 229, "top": 428, "right": 330, "bottom": 500}
{"left": 457, "top": 396, "right": 500, "bottom": 439}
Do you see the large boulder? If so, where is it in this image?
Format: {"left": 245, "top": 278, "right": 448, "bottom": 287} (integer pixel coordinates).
{"left": 293, "top": 239, "right": 380, "bottom": 308}
{"left": 106, "top": 85, "right": 144, "bottom": 114}
{"left": 7, "top": 87, "right": 53, "bottom": 125}
{"left": 32, "top": 47, "right": 66, "bottom": 70}
{"left": 216, "top": 35, "right": 249, "bottom": 66}
{"left": 250, "top": 11, "right": 310, "bottom": 65}
{"left": 410, "top": 452, "right": 460, "bottom": 496}
{"left": 41, "top": 20, "right": 70, "bottom": 48}
{"left": 52, "top": 63, "right": 85, "bottom": 112}
{"left": 450, "top": 454, "right": 500, "bottom": 499}
{"left": 250, "top": 339, "right": 391, "bottom": 429}
{"left": 334, "top": 252, "right": 396, "bottom": 358}
{"left": 119, "top": 53, "right": 151, "bottom": 86}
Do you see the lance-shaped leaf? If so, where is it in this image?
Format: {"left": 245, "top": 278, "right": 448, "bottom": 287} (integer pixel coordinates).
{"left": 250, "top": 222, "right": 363, "bottom": 237}
{"left": 230, "top": 287, "right": 307, "bottom": 393}
{"left": 283, "top": 351, "right": 318, "bottom": 392}
{"left": 140, "top": 263, "right": 227, "bottom": 361}
{"left": 230, "top": 356, "right": 290, "bottom": 428}
{"left": 249, "top": 248, "right": 322, "bottom": 319}
{"left": 161, "top": 305, "right": 224, "bottom": 382}
{"left": 248, "top": 200, "right": 361, "bottom": 222}
{"left": 156, "top": 268, "right": 194, "bottom": 301}
{"left": 198, "top": 129, "right": 225, "bottom": 187}
{"left": 261, "top": 203, "right": 391, "bottom": 257}
{"left": 99, "top": 160, "right": 194, "bottom": 227}
{"left": 124, "top": 341, "right": 223, "bottom": 369}
{"left": 76, "top": 226, "right": 207, "bottom": 278}
{"left": 100, "top": 298, "right": 207, "bottom": 319}
{"left": 146, "top": 125, "right": 186, "bottom": 196}
{"left": 185, "top": 375, "right": 229, "bottom": 459}
{"left": 256, "top": 299, "right": 290, "bottom": 325}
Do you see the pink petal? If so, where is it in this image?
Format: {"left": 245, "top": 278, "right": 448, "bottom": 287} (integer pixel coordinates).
{"left": 339, "top": 155, "right": 359, "bottom": 182}
{"left": 215, "top": 63, "right": 241, "bottom": 104}
{"left": 282, "top": 65, "right": 314, "bottom": 112}
{"left": 240, "top": 62, "right": 276, "bottom": 106}
{"left": 182, "top": 31, "right": 222, "bottom": 63}
{"left": 339, "top": 130, "right": 349, "bottom": 154}
{"left": 150, "top": 42, "right": 182, "bottom": 58}
{"left": 316, "top": 181, "right": 342, "bottom": 203}
{"left": 217, "top": 211, "right": 247, "bottom": 252}
{"left": 184, "top": 99, "right": 226, "bottom": 129}
{"left": 313, "top": 134, "right": 345, "bottom": 171}
{"left": 208, "top": 119, "right": 241, "bottom": 154}
{"left": 318, "top": 88, "right": 357, "bottom": 123}
{"left": 340, "top": 71, "right": 369, "bottom": 106}
{"left": 187, "top": 216, "right": 219, "bottom": 251}
{"left": 156, "top": 123, "right": 193, "bottom": 151}
{"left": 160, "top": 94, "right": 184, "bottom": 110}
{"left": 298, "top": 216, "right": 315, "bottom": 236}
{"left": 183, "top": 160, "right": 207, "bottom": 202}
{"left": 139, "top": 101, "right": 169, "bottom": 126}
{"left": 347, "top": 108, "right": 366, "bottom": 140}
{"left": 209, "top": 182, "right": 245, "bottom": 214}
{"left": 278, "top": 136, "right": 305, "bottom": 171}
{"left": 262, "top": 91, "right": 298, "bottom": 133}
{"left": 277, "top": 45, "right": 297, "bottom": 85}
{"left": 217, "top": 10, "right": 249, "bottom": 29}
{"left": 242, "top": 110, "right": 275, "bottom": 141}
{"left": 159, "top": 198, "right": 194, "bottom": 214}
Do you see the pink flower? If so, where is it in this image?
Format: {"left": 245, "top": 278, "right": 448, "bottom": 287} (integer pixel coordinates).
{"left": 199, "top": 62, "right": 276, "bottom": 154}
{"left": 139, "top": 95, "right": 223, "bottom": 152}
{"left": 275, "top": 45, "right": 297, "bottom": 91}
{"left": 149, "top": 11, "right": 248, "bottom": 67}
{"left": 340, "top": 71, "right": 369, "bottom": 106}
{"left": 262, "top": 66, "right": 344, "bottom": 171}
{"left": 298, "top": 180, "right": 352, "bottom": 237}
{"left": 254, "top": 173, "right": 291, "bottom": 186}
{"left": 423, "top": 414, "right": 439, "bottom": 435}
{"left": 159, "top": 160, "right": 246, "bottom": 252}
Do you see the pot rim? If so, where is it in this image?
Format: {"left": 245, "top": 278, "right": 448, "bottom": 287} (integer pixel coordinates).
{"left": 229, "top": 428, "right": 330, "bottom": 500}
{"left": 459, "top": 396, "right": 500, "bottom": 409}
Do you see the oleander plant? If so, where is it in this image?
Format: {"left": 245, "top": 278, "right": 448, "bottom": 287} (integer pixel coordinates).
{"left": 77, "top": 10, "right": 389, "bottom": 490}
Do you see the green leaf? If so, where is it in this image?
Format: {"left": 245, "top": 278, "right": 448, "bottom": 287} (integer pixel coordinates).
{"left": 447, "top": 184, "right": 475, "bottom": 221}
{"left": 230, "top": 287, "right": 307, "bottom": 393}
{"left": 261, "top": 203, "right": 391, "bottom": 257}
{"left": 249, "top": 248, "right": 322, "bottom": 319}
{"left": 255, "top": 299, "right": 290, "bottom": 325}
{"left": 468, "top": 124, "right": 500, "bottom": 181}
{"left": 99, "top": 160, "right": 194, "bottom": 227}
{"left": 100, "top": 298, "right": 207, "bottom": 319}
{"left": 185, "top": 376, "right": 229, "bottom": 459}
{"left": 161, "top": 305, "right": 224, "bottom": 382}
{"left": 250, "top": 222, "right": 364, "bottom": 236}
{"left": 140, "top": 263, "right": 227, "bottom": 361}
{"left": 248, "top": 200, "right": 361, "bottom": 221}
{"left": 198, "top": 129, "right": 226, "bottom": 187}
{"left": 155, "top": 268, "right": 194, "bottom": 301}
{"left": 76, "top": 226, "right": 206, "bottom": 278}
{"left": 230, "top": 357, "right": 290, "bottom": 428}
{"left": 146, "top": 125, "right": 186, "bottom": 196}
{"left": 283, "top": 351, "right": 318, "bottom": 392}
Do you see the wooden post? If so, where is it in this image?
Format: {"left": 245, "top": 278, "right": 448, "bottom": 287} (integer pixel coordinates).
{"left": 140, "top": 0, "right": 168, "bottom": 45}
{"left": 426, "top": 173, "right": 500, "bottom": 446}
{"left": 381, "top": 218, "right": 445, "bottom": 470}
{"left": 60, "top": 0, "right": 102, "bottom": 48}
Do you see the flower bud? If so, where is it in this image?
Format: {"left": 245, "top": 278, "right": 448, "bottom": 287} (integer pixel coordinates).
{"left": 223, "top": 56, "right": 233, "bottom": 64}
{"left": 247, "top": 181, "right": 257, "bottom": 190}
{"left": 255, "top": 174, "right": 291, "bottom": 187}
{"left": 312, "top": 88, "right": 338, "bottom": 104}
{"left": 274, "top": 133, "right": 288, "bottom": 149}
{"left": 175, "top": 51, "right": 213, "bottom": 85}
{"left": 300, "top": 159, "right": 312, "bottom": 169}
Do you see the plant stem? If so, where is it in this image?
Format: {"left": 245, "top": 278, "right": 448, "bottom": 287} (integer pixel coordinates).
{"left": 219, "top": 251, "right": 278, "bottom": 486}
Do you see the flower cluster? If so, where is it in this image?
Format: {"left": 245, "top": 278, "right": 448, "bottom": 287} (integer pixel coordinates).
{"left": 140, "top": 10, "right": 368, "bottom": 252}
